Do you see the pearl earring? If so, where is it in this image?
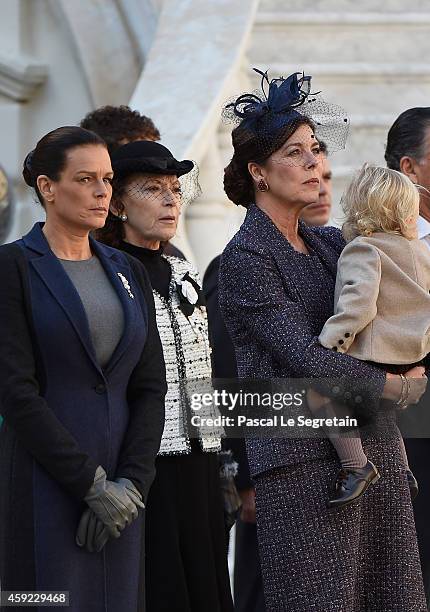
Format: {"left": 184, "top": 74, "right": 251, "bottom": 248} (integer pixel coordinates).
{"left": 120, "top": 213, "right": 128, "bottom": 222}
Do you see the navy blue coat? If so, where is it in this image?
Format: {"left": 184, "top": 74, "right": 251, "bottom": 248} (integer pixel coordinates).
{"left": 0, "top": 223, "right": 167, "bottom": 611}
{"left": 219, "top": 204, "right": 386, "bottom": 477}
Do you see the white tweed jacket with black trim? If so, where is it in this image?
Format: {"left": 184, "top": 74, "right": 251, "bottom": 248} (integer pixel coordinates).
{"left": 154, "top": 255, "right": 222, "bottom": 455}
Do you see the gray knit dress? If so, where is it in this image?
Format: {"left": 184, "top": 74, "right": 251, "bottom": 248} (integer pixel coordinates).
{"left": 219, "top": 204, "right": 427, "bottom": 612}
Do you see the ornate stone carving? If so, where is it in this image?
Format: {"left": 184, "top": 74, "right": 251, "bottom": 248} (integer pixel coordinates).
{"left": 52, "top": 0, "right": 143, "bottom": 106}
{"left": 0, "top": 53, "right": 47, "bottom": 102}
{"left": 129, "top": 0, "right": 259, "bottom": 264}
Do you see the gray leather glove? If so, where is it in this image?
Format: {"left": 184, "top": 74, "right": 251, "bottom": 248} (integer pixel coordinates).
{"left": 81, "top": 466, "right": 144, "bottom": 539}
{"left": 76, "top": 508, "right": 110, "bottom": 553}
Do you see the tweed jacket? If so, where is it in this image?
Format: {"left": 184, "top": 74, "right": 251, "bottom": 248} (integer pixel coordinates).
{"left": 219, "top": 204, "right": 386, "bottom": 477}
{"left": 319, "top": 233, "right": 430, "bottom": 364}
{"left": 154, "top": 255, "right": 222, "bottom": 455}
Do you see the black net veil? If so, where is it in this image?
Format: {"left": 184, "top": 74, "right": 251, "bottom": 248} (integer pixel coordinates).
{"left": 222, "top": 69, "right": 349, "bottom": 165}
{"left": 121, "top": 163, "right": 201, "bottom": 209}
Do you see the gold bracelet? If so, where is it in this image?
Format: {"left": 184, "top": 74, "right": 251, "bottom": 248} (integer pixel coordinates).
{"left": 396, "top": 374, "right": 410, "bottom": 409}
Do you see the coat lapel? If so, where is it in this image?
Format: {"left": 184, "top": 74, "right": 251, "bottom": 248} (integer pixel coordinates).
{"left": 22, "top": 224, "right": 140, "bottom": 375}
{"left": 244, "top": 205, "right": 338, "bottom": 304}
{"left": 23, "top": 224, "right": 101, "bottom": 373}
{"left": 244, "top": 205, "right": 305, "bottom": 298}
{"left": 298, "top": 221, "right": 339, "bottom": 277}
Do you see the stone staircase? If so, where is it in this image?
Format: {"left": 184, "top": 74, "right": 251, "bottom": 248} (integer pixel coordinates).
{"left": 217, "top": 1, "right": 430, "bottom": 225}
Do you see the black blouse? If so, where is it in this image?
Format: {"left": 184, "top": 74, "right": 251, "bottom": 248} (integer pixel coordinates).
{"left": 120, "top": 242, "right": 171, "bottom": 300}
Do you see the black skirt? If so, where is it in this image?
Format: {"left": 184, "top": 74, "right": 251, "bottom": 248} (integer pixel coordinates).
{"left": 145, "top": 448, "right": 234, "bottom": 612}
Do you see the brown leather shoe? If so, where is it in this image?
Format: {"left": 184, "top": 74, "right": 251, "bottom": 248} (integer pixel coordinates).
{"left": 328, "top": 461, "right": 380, "bottom": 509}
{"left": 406, "top": 469, "right": 419, "bottom": 501}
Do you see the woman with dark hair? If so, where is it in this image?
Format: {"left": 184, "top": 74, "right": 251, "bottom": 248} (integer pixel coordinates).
{"left": 96, "top": 140, "right": 233, "bottom": 612}
{"left": 218, "top": 70, "right": 427, "bottom": 611}
{"left": 0, "top": 126, "right": 167, "bottom": 611}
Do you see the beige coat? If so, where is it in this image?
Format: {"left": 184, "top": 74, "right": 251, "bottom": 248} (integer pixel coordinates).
{"left": 319, "top": 232, "right": 430, "bottom": 364}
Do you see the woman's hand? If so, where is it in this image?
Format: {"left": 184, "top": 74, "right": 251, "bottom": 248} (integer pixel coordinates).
{"left": 307, "top": 387, "right": 331, "bottom": 412}
{"left": 81, "top": 466, "right": 144, "bottom": 538}
{"left": 239, "top": 488, "right": 256, "bottom": 524}
{"left": 383, "top": 366, "right": 427, "bottom": 405}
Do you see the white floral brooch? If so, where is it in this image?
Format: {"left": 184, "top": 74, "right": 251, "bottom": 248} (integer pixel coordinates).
{"left": 117, "top": 272, "right": 134, "bottom": 299}
{"left": 176, "top": 272, "right": 205, "bottom": 317}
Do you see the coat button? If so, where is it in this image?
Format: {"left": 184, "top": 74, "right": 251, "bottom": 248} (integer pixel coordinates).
{"left": 345, "top": 333, "right": 351, "bottom": 338}
{"left": 332, "top": 346, "right": 338, "bottom": 351}
{"left": 95, "top": 383, "right": 106, "bottom": 394}
{"left": 339, "top": 339, "right": 344, "bottom": 345}
{"left": 344, "top": 391, "right": 351, "bottom": 399}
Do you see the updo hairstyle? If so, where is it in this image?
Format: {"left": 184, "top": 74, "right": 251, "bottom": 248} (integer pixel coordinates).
{"left": 223, "top": 116, "right": 315, "bottom": 208}
{"left": 22, "top": 126, "right": 106, "bottom": 207}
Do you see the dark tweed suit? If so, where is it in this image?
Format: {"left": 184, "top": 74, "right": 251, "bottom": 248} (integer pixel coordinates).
{"left": 219, "top": 204, "right": 427, "bottom": 611}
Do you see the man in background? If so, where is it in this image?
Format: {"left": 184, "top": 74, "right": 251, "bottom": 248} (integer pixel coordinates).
{"left": 385, "top": 107, "right": 430, "bottom": 605}
{"left": 300, "top": 140, "right": 332, "bottom": 226}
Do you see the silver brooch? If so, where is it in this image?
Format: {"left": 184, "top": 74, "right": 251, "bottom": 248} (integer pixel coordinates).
{"left": 117, "top": 272, "right": 134, "bottom": 299}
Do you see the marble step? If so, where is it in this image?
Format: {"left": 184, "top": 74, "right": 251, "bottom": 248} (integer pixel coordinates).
{"left": 259, "top": 0, "right": 430, "bottom": 13}
{"left": 244, "top": 62, "right": 430, "bottom": 114}
{"left": 330, "top": 117, "right": 395, "bottom": 167}
{"left": 251, "top": 13, "right": 430, "bottom": 64}
{"left": 256, "top": 12, "right": 430, "bottom": 24}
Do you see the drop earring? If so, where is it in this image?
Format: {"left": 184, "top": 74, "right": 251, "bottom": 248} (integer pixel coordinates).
{"left": 257, "top": 178, "right": 269, "bottom": 192}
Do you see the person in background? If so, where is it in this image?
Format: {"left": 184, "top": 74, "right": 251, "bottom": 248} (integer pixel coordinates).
{"left": 300, "top": 140, "right": 332, "bottom": 226}
{"left": 385, "top": 107, "right": 430, "bottom": 604}
{"left": 96, "top": 140, "right": 234, "bottom": 612}
{"left": 80, "top": 105, "right": 160, "bottom": 153}
{"left": 81, "top": 105, "right": 183, "bottom": 259}
{"left": 203, "top": 259, "right": 265, "bottom": 612}
{"left": 0, "top": 127, "right": 166, "bottom": 612}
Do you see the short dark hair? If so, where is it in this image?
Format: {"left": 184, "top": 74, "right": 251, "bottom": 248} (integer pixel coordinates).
{"left": 22, "top": 126, "right": 106, "bottom": 207}
{"left": 385, "top": 107, "right": 430, "bottom": 170}
{"left": 80, "top": 105, "right": 160, "bottom": 154}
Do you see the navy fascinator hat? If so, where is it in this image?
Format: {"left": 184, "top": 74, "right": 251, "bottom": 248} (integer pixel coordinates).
{"left": 223, "top": 68, "right": 349, "bottom": 154}
{"left": 111, "top": 140, "right": 194, "bottom": 178}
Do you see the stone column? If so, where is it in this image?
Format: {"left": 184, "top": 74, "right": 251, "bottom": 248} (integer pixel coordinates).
{"left": 129, "top": 0, "right": 259, "bottom": 267}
